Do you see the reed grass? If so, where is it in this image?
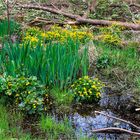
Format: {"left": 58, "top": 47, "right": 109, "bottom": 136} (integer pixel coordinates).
{"left": 0, "top": 39, "right": 89, "bottom": 88}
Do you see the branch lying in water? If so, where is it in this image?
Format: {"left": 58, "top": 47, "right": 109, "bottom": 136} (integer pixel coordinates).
{"left": 95, "top": 111, "right": 140, "bottom": 131}
{"left": 92, "top": 127, "right": 140, "bottom": 136}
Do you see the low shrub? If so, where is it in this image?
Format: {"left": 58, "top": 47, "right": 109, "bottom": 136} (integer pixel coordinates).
{"left": 0, "top": 75, "right": 52, "bottom": 114}
{"left": 71, "top": 76, "right": 104, "bottom": 103}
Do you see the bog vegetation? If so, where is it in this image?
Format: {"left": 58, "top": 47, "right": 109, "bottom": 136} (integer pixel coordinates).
{"left": 0, "top": 0, "right": 140, "bottom": 139}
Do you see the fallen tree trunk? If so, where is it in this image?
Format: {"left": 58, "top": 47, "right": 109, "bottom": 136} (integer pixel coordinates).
{"left": 17, "top": 3, "right": 140, "bottom": 30}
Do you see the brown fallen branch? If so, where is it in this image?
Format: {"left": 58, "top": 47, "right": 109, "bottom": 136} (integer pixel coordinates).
{"left": 76, "top": 18, "right": 140, "bottom": 30}
{"left": 95, "top": 111, "right": 140, "bottom": 131}
{"left": 17, "top": 3, "right": 140, "bottom": 30}
{"left": 92, "top": 127, "right": 140, "bottom": 136}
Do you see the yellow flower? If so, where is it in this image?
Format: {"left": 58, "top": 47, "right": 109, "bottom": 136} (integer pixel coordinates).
{"left": 26, "top": 82, "right": 30, "bottom": 86}
{"left": 88, "top": 90, "right": 92, "bottom": 94}
{"left": 84, "top": 91, "right": 88, "bottom": 95}
{"left": 8, "top": 82, "right": 12, "bottom": 86}
{"left": 71, "top": 84, "right": 74, "bottom": 87}
{"left": 91, "top": 85, "right": 96, "bottom": 89}
{"left": 16, "top": 94, "right": 19, "bottom": 97}
{"left": 96, "top": 92, "right": 101, "bottom": 98}
{"left": 84, "top": 76, "right": 89, "bottom": 79}
{"left": 83, "top": 87, "right": 87, "bottom": 91}
{"left": 33, "top": 104, "right": 36, "bottom": 108}
{"left": 30, "top": 37, "right": 38, "bottom": 43}
{"left": 41, "top": 33, "right": 46, "bottom": 37}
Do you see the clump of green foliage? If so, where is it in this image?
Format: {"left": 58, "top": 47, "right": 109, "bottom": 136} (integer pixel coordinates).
{"left": 71, "top": 76, "right": 104, "bottom": 103}
{"left": 0, "top": 75, "right": 51, "bottom": 114}
{"left": 40, "top": 115, "right": 75, "bottom": 139}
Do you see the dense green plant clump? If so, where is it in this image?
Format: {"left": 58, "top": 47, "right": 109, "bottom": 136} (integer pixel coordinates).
{"left": 0, "top": 75, "right": 51, "bottom": 114}
{"left": 71, "top": 76, "right": 104, "bottom": 103}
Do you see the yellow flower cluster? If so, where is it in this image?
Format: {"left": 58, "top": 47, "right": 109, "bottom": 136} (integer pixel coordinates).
{"left": 98, "top": 34, "right": 121, "bottom": 46}
{"left": 98, "top": 24, "right": 123, "bottom": 46}
{"left": 71, "top": 76, "right": 104, "bottom": 102}
{"left": 22, "top": 25, "right": 93, "bottom": 47}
